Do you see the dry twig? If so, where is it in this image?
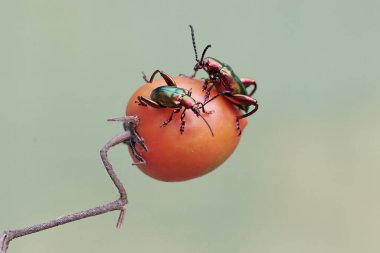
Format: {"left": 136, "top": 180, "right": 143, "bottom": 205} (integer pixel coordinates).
{"left": 0, "top": 116, "right": 147, "bottom": 253}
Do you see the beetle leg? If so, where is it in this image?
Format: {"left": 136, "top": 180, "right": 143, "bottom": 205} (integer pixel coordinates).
{"left": 220, "top": 93, "right": 258, "bottom": 119}
{"left": 179, "top": 108, "right": 187, "bottom": 134}
{"left": 161, "top": 108, "right": 181, "bottom": 128}
{"left": 196, "top": 102, "right": 214, "bottom": 114}
{"left": 235, "top": 96, "right": 259, "bottom": 119}
{"left": 202, "top": 79, "right": 218, "bottom": 102}
{"left": 227, "top": 95, "right": 258, "bottom": 136}
{"left": 142, "top": 72, "right": 149, "bottom": 83}
{"left": 204, "top": 84, "right": 215, "bottom": 102}
{"left": 202, "top": 79, "right": 209, "bottom": 91}
{"left": 205, "top": 92, "right": 258, "bottom": 135}
{"left": 204, "top": 90, "right": 232, "bottom": 105}
{"left": 222, "top": 94, "right": 258, "bottom": 117}
{"left": 146, "top": 70, "right": 177, "bottom": 87}
{"left": 136, "top": 96, "right": 164, "bottom": 108}
{"left": 240, "top": 78, "right": 257, "bottom": 96}
{"left": 236, "top": 120, "right": 243, "bottom": 136}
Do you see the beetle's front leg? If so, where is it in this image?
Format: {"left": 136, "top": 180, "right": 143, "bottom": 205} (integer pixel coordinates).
{"left": 196, "top": 102, "right": 214, "bottom": 115}
{"left": 240, "top": 78, "right": 257, "bottom": 96}
{"left": 204, "top": 90, "right": 233, "bottom": 105}
{"left": 136, "top": 96, "right": 163, "bottom": 108}
{"left": 202, "top": 79, "right": 216, "bottom": 102}
{"left": 202, "top": 79, "right": 209, "bottom": 91}
{"left": 161, "top": 108, "right": 181, "bottom": 128}
{"left": 179, "top": 108, "right": 187, "bottom": 134}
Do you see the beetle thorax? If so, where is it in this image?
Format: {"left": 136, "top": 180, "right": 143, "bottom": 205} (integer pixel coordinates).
{"left": 181, "top": 95, "right": 196, "bottom": 109}
{"left": 204, "top": 57, "right": 223, "bottom": 74}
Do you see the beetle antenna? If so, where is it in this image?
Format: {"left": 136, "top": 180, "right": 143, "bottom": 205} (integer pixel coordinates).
{"left": 192, "top": 108, "right": 214, "bottom": 136}
{"left": 189, "top": 25, "right": 199, "bottom": 62}
{"left": 199, "top": 113, "right": 214, "bottom": 136}
{"left": 200, "top": 44, "right": 211, "bottom": 64}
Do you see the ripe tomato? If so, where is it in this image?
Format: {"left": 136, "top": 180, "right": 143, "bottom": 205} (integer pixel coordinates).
{"left": 126, "top": 76, "right": 247, "bottom": 182}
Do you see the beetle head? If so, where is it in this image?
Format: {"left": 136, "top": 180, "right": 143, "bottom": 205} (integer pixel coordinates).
{"left": 190, "top": 105, "right": 215, "bottom": 136}
{"left": 191, "top": 105, "right": 201, "bottom": 115}
{"left": 193, "top": 44, "right": 212, "bottom": 71}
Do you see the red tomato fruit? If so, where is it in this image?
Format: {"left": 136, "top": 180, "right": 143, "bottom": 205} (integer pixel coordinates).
{"left": 126, "top": 76, "right": 247, "bottom": 182}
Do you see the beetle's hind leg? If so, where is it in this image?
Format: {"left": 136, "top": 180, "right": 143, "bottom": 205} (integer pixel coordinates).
{"left": 235, "top": 97, "right": 259, "bottom": 136}
{"left": 235, "top": 119, "right": 243, "bottom": 136}
{"left": 143, "top": 70, "right": 177, "bottom": 87}
{"left": 202, "top": 79, "right": 215, "bottom": 102}
{"left": 136, "top": 96, "right": 163, "bottom": 108}
{"left": 240, "top": 78, "right": 257, "bottom": 96}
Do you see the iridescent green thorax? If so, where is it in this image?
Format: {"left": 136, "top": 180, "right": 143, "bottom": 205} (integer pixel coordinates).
{"left": 151, "top": 86, "right": 194, "bottom": 108}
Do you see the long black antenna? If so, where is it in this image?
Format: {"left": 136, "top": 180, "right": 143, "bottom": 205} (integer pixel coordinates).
{"left": 200, "top": 44, "right": 212, "bottom": 63}
{"left": 198, "top": 113, "right": 214, "bottom": 136}
{"left": 189, "top": 25, "right": 198, "bottom": 62}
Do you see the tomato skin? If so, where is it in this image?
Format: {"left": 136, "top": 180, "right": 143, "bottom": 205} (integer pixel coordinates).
{"left": 126, "top": 76, "right": 247, "bottom": 182}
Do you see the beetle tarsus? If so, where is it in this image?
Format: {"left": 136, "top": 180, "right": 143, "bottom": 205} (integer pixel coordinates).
{"left": 179, "top": 109, "right": 187, "bottom": 134}
{"left": 180, "top": 121, "right": 186, "bottom": 134}
{"left": 160, "top": 115, "right": 172, "bottom": 128}
{"left": 142, "top": 72, "right": 149, "bottom": 83}
{"left": 196, "top": 102, "right": 213, "bottom": 115}
{"left": 236, "top": 119, "right": 242, "bottom": 136}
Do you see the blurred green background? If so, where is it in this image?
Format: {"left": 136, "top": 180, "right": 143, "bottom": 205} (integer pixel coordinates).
{"left": 1, "top": 0, "right": 379, "bottom": 252}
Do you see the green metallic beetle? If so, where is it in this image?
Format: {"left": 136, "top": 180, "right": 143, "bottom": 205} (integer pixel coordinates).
{"left": 136, "top": 70, "right": 214, "bottom": 136}
{"left": 188, "top": 25, "right": 259, "bottom": 135}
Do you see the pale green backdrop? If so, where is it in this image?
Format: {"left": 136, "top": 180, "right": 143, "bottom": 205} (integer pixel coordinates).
{"left": 1, "top": 1, "right": 379, "bottom": 253}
